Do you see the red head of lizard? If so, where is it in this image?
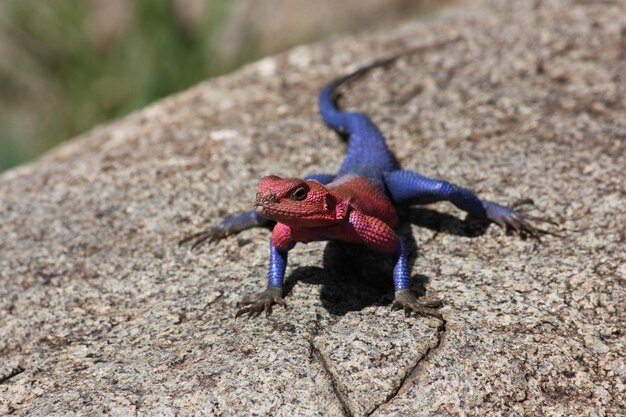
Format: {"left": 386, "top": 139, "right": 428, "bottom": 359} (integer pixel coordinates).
{"left": 254, "top": 175, "right": 350, "bottom": 228}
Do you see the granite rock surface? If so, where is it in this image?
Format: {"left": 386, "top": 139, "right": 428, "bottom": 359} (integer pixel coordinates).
{"left": 1, "top": 0, "right": 625, "bottom": 415}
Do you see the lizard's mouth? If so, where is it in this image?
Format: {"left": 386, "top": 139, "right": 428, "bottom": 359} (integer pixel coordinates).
{"left": 255, "top": 204, "right": 334, "bottom": 227}
{"left": 254, "top": 192, "right": 278, "bottom": 218}
{"left": 254, "top": 203, "right": 298, "bottom": 220}
{"left": 253, "top": 191, "right": 335, "bottom": 224}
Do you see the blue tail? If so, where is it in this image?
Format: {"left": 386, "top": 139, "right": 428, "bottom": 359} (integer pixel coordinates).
{"left": 319, "top": 59, "right": 398, "bottom": 176}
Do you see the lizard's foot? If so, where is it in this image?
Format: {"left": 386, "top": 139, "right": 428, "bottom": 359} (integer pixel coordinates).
{"left": 235, "top": 286, "right": 287, "bottom": 318}
{"left": 391, "top": 290, "right": 443, "bottom": 320}
{"left": 179, "top": 211, "right": 268, "bottom": 250}
{"left": 483, "top": 200, "right": 558, "bottom": 239}
{"left": 179, "top": 226, "right": 229, "bottom": 250}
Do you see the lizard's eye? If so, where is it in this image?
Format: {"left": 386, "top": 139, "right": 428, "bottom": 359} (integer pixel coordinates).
{"left": 290, "top": 187, "right": 308, "bottom": 201}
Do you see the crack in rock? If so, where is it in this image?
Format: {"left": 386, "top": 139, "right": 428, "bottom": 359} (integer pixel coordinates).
{"left": 310, "top": 339, "right": 355, "bottom": 417}
{"left": 366, "top": 316, "right": 447, "bottom": 416}
{"left": 0, "top": 365, "right": 24, "bottom": 384}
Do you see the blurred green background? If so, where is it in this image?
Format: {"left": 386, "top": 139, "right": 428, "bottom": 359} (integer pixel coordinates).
{"left": 0, "top": 0, "right": 451, "bottom": 172}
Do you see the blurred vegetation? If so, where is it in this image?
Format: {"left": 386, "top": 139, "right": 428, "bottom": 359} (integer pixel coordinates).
{"left": 0, "top": 0, "right": 450, "bottom": 173}
{"left": 0, "top": 0, "right": 240, "bottom": 172}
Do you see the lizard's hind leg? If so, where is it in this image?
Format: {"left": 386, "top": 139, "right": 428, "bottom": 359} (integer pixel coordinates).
{"left": 179, "top": 210, "right": 270, "bottom": 250}
{"left": 384, "top": 170, "right": 557, "bottom": 239}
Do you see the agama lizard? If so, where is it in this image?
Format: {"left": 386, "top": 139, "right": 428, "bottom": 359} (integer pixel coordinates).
{"left": 181, "top": 53, "right": 551, "bottom": 319}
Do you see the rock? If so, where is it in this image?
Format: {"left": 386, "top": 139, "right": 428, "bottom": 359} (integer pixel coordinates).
{"left": 0, "top": 0, "right": 624, "bottom": 415}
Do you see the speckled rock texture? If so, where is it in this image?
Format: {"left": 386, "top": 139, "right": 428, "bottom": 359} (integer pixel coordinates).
{"left": 1, "top": 0, "right": 625, "bottom": 416}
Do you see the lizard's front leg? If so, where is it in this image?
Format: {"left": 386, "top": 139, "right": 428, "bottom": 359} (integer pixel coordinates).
{"left": 390, "top": 242, "right": 443, "bottom": 319}
{"left": 349, "top": 211, "right": 443, "bottom": 319}
{"left": 236, "top": 224, "right": 294, "bottom": 318}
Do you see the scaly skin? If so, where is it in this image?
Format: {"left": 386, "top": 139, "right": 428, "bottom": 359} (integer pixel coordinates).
{"left": 182, "top": 53, "right": 554, "bottom": 320}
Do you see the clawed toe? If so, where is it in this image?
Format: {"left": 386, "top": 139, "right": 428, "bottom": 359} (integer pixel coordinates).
{"left": 391, "top": 301, "right": 443, "bottom": 320}
{"left": 416, "top": 297, "right": 444, "bottom": 309}
{"left": 484, "top": 200, "right": 560, "bottom": 240}
{"left": 235, "top": 287, "right": 287, "bottom": 318}
{"left": 511, "top": 198, "right": 535, "bottom": 209}
{"left": 179, "top": 227, "right": 226, "bottom": 250}
{"left": 391, "top": 290, "right": 443, "bottom": 320}
{"left": 506, "top": 214, "right": 558, "bottom": 239}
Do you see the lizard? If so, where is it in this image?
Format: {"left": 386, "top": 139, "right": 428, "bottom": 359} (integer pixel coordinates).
{"left": 180, "top": 52, "right": 552, "bottom": 319}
